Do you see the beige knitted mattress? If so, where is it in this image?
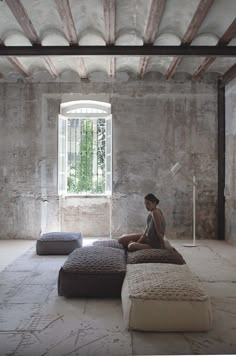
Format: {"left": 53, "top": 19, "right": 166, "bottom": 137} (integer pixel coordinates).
{"left": 122, "top": 263, "right": 212, "bottom": 332}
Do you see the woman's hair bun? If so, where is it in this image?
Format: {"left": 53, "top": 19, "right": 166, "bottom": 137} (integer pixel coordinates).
{"left": 144, "top": 193, "right": 159, "bottom": 205}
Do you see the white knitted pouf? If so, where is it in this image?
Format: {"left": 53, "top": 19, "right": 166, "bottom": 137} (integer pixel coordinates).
{"left": 121, "top": 263, "right": 212, "bottom": 331}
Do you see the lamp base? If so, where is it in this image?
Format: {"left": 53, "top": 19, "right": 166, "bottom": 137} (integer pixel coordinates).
{"left": 182, "top": 243, "right": 197, "bottom": 247}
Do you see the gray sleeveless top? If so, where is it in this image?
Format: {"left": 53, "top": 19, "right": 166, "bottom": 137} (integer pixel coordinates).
{"left": 145, "top": 209, "right": 166, "bottom": 248}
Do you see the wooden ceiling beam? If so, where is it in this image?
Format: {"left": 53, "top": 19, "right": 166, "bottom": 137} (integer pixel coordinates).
{"left": 1, "top": 48, "right": 57, "bottom": 79}
{"left": 55, "top": 0, "right": 87, "bottom": 79}
{"left": 165, "top": 0, "right": 214, "bottom": 80}
{"left": 109, "top": 57, "right": 116, "bottom": 78}
{"left": 192, "top": 56, "right": 215, "bottom": 79}
{"left": 165, "top": 57, "right": 182, "bottom": 80}
{"left": 5, "top": 0, "right": 40, "bottom": 45}
{"left": 77, "top": 58, "right": 87, "bottom": 78}
{"left": 0, "top": 42, "right": 3, "bottom": 78}
{"left": 74, "top": 58, "right": 87, "bottom": 79}
{"left": 43, "top": 56, "right": 59, "bottom": 78}
{"left": 0, "top": 42, "right": 3, "bottom": 76}
{"left": 54, "top": 0, "right": 78, "bottom": 45}
{"left": 104, "top": 0, "right": 116, "bottom": 78}
{"left": 6, "top": 0, "right": 59, "bottom": 78}
{"left": 0, "top": 39, "right": 31, "bottom": 78}
{"left": 138, "top": 0, "right": 166, "bottom": 78}
{"left": 144, "top": 0, "right": 166, "bottom": 44}
{"left": 218, "top": 18, "right": 236, "bottom": 46}
{"left": 193, "top": 17, "right": 236, "bottom": 79}
{"left": 220, "top": 62, "right": 236, "bottom": 86}
{"left": 138, "top": 56, "right": 149, "bottom": 78}
{"left": 8, "top": 56, "right": 31, "bottom": 77}
{"left": 181, "top": 0, "right": 215, "bottom": 45}
{"left": 104, "top": 0, "right": 116, "bottom": 45}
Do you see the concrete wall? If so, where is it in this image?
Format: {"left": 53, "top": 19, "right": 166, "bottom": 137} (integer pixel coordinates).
{"left": 0, "top": 76, "right": 218, "bottom": 239}
{"left": 225, "top": 78, "right": 236, "bottom": 245}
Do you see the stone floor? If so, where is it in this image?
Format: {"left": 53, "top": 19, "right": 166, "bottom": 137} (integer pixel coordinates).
{"left": 0, "top": 239, "right": 35, "bottom": 272}
{"left": 0, "top": 238, "right": 236, "bottom": 355}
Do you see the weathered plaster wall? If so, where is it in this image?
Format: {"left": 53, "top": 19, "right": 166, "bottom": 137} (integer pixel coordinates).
{"left": 225, "top": 78, "right": 236, "bottom": 245}
{"left": 111, "top": 79, "right": 218, "bottom": 239}
{"left": 61, "top": 197, "right": 110, "bottom": 237}
{"left": 0, "top": 76, "right": 218, "bottom": 239}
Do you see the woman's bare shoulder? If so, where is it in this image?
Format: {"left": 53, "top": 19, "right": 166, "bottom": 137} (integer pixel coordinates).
{"left": 153, "top": 208, "right": 162, "bottom": 216}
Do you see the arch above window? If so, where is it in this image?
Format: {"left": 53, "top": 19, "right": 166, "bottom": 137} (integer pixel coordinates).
{"left": 61, "top": 100, "right": 111, "bottom": 117}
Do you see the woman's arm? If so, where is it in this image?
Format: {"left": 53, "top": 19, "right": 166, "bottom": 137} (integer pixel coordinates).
{"left": 137, "top": 226, "right": 148, "bottom": 243}
{"left": 152, "top": 209, "right": 165, "bottom": 248}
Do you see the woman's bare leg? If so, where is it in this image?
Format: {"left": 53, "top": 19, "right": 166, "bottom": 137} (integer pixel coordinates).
{"left": 118, "top": 233, "right": 142, "bottom": 248}
{"left": 127, "top": 242, "right": 152, "bottom": 251}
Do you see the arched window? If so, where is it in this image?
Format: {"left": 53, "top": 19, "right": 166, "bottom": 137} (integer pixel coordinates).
{"left": 58, "top": 101, "right": 112, "bottom": 195}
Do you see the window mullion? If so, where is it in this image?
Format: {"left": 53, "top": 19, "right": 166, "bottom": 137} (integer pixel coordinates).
{"left": 74, "top": 120, "right": 77, "bottom": 192}
{"left": 80, "top": 119, "right": 83, "bottom": 192}
{"left": 97, "top": 120, "right": 98, "bottom": 192}
{"left": 85, "top": 120, "right": 89, "bottom": 193}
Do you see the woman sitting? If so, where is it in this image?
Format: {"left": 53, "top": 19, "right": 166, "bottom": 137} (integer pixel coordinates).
{"left": 118, "top": 193, "right": 166, "bottom": 251}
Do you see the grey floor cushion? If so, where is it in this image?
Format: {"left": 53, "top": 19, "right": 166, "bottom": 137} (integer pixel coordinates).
{"left": 127, "top": 247, "right": 186, "bottom": 265}
{"left": 36, "top": 232, "right": 83, "bottom": 255}
{"left": 58, "top": 246, "right": 126, "bottom": 298}
{"left": 93, "top": 239, "right": 124, "bottom": 249}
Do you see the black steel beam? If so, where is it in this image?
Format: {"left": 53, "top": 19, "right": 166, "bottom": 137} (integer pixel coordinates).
{"left": 217, "top": 79, "right": 225, "bottom": 240}
{"left": 1, "top": 45, "right": 236, "bottom": 57}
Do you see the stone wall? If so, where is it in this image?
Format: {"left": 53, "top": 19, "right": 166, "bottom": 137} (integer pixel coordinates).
{"left": 0, "top": 76, "right": 218, "bottom": 239}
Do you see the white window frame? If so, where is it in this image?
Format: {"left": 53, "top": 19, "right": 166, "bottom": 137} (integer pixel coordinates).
{"left": 58, "top": 101, "right": 112, "bottom": 197}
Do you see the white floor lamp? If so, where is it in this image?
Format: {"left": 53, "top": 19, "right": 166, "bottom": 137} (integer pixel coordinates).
{"left": 170, "top": 162, "right": 197, "bottom": 247}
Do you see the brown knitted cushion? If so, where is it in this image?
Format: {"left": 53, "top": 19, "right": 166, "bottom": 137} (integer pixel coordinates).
{"left": 58, "top": 246, "right": 126, "bottom": 297}
{"left": 93, "top": 239, "right": 124, "bottom": 249}
{"left": 127, "top": 247, "right": 186, "bottom": 265}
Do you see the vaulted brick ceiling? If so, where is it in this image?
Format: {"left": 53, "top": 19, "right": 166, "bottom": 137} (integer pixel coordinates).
{"left": 0, "top": 0, "right": 236, "bottom": 83}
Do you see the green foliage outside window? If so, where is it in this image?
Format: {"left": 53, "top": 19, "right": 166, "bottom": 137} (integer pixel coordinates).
{"left": 67, "top": 118, "right": 106, "bottom": 194}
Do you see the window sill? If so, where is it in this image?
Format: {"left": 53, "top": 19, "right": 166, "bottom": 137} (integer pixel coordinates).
{"left": 60, "top": 194, "right": 111, "bottom": 198}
